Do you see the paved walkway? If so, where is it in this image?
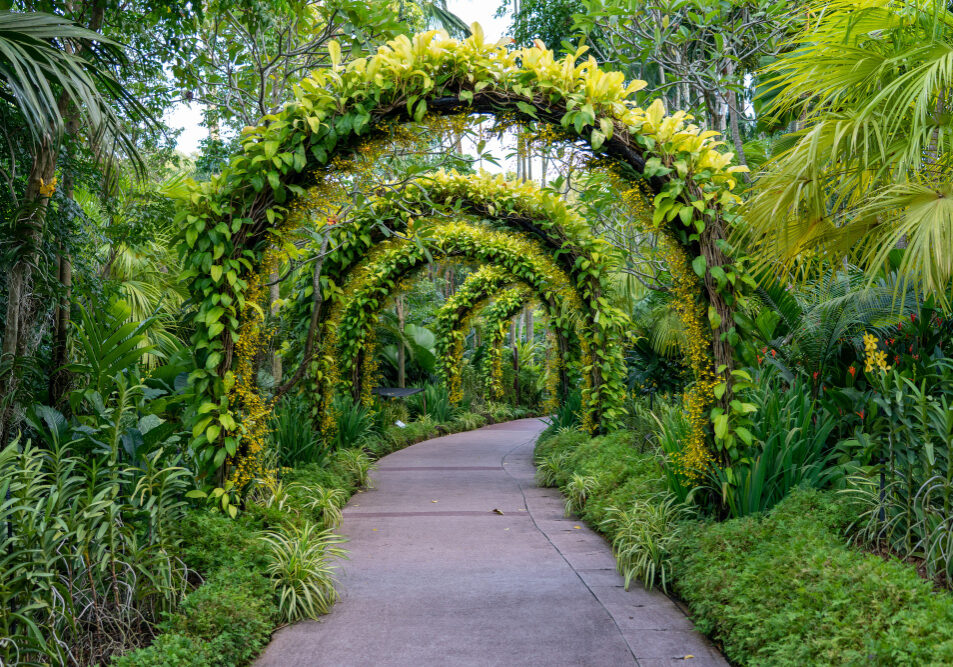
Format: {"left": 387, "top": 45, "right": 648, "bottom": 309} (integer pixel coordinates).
{"left": 256, "top": 419, "right": 726, "bottom": 667}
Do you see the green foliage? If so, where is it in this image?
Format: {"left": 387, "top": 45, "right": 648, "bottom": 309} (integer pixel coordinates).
{"left": 181, "top": 27, "right": 747, "bottom": 469}
{"left": 544, "top": 388, "right": 582, "bottom": 431}
{"left": 540, "top": 427, "right": 953, "bottom": 664}
{"left": 158, "top": 569, "right": 274, "bottom": 666}
{"left": 0, "top": 435, "right": 191, "bottom": 665}
{"left": 408, "top": 382, "right": 455, "bottom": 423}
{"left": 305, "top": 485, "right": 349, "bottom": 529}
{"left": 564, "top": 472, "right": 597, "bottom": 516}
{"left": 535, "top": 450, "right": 570, "bottom": 488}
{"left": 110, "top": 634, "right": 209, "bottom": 667}
{"left": 745, "top": 0, "right": 953, "bottom": 305}
{"left": 836, "top": 357, "right": 953, "bottom": 583}
{"left": 0, "top": 10, "right": 148, "bottom": 150}
{"left": 332, "top": 447, "right": 375, "bottom": 488}
{"left": 67, "top": 298, "right": 155, "bottom": 398}
{"left": 673, "top": 489, "right": 953, "bottom": 666}
{"left": 0, "top": 301, "right": 194, "bottom": 665}
{"left": 260, "top": 521, "right": 348, "bottom": 623}
{"left": 602, "top": 494, "right": 694, "bottom": 592}
{"left": 450, "top": 411, "right": 486, "bottom": 431}
{"left": 706, "top": 375, "right": 843, "bottom": 518}
{"left": 271, "top": 395, "right": 327, "bottom": 467}
{"left": 331, "top": 394, "right": 379, "bottom": 450}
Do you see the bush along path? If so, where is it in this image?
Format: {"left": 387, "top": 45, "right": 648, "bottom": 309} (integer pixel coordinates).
{"left": 536, "top": 428, "right": 953, "bottom": 666}
{"left": 255, "top": 418, "right": 725, "bottom": 667}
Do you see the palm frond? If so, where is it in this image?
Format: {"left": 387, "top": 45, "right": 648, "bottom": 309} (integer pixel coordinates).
{"left": 0, "top": 10, "right": 151, "bottom": 169}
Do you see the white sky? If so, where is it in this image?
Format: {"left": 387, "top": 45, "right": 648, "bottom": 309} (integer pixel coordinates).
{"left": 164, "top": 1, "right": 511, "bottom": 155}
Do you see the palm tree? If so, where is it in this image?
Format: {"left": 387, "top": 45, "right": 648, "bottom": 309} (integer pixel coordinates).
{"left": 0, "top": 10, "right": 142, "bottom": 147}
{"left": 742, "top": 0, "right": 953, "bottom": 306}
{"left": 0, "top": 9, "right": 148, "bottom": 444}
{"left": 750, "top": 268, "right": 917, "bottom": 388}
{"left": 409, "top": 1, "right": 471, "bottom": 38}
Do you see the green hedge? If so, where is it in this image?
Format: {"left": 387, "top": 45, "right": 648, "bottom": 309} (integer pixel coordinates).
{"left": 113, "top": 414, "right": 489, "bottom": 666}
{"left": 537, "top": 428, "right": 953, "bottom": 666}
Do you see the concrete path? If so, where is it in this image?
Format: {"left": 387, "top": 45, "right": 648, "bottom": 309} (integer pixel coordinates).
{"left": 256, "top": 419, "right": 726, "bottom": 667}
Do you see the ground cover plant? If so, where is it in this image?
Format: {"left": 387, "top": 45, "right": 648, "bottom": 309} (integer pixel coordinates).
{"left": 536, "top": 423, "right": 953, "bottom": 665}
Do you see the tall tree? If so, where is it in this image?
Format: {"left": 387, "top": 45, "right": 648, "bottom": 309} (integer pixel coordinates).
{"left": 1, "top": 1, "right": 194, "bottom": 441}
{"left": 575, "top": 0, "right": 797, "bottom": 166}
{"left": 174, "top": 0, "right": 413, "bottom": 134}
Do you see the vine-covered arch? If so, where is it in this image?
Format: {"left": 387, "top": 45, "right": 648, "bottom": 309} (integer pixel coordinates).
{"left": 180, "top": 27, "right": 752, "bottom": 480}
{"left": 480, "top": 287, "right": 537, "bottom": 402}
{"left": 431, "top": 265, "right": 568, "bottom": 406}
{"left": 314, "top": 221, "right": 609, "bottom": 432}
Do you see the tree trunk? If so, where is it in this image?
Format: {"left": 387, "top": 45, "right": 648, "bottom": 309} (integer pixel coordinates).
{"left": 0, "top": 140, "right": 57, "bottom": 446}
{"left": 524, "top": 307, "right": 533, "bottom": 343}
{"left": 726, "top": 88, "right": 751, "bottom": 183}
{"left": 396, "top": 295, "right": 406, "bottom": 388}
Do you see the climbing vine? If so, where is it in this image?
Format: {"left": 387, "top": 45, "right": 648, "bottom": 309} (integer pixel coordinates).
{"left": 179, "top": 27, "right": 753, "bottom": 480}
{"left": 478, "top": 287, "right": 545, "bottom": 406}
{"left": 432, "top": 265, "right": 567, "bottom": 406}
{"left": 317, "top": 221, "right": 610, "bottom": 430}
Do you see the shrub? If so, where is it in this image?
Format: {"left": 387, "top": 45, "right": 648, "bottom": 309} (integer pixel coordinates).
{"left": 705, "top": 376, "right": 842, "bottom": 518}
{"left": 271, "top": 395, "right": 327, "bottom": 467}
{"left": 110, "top": 634, "right": 209, "bottom": 667}
{"left": 158, "top": 569, "right": 275, "bottom": 667}
{"left": 537, "top": 428, "right": 953, "bottom": 665}
{"left": 332, "top": 448, "right": 375, "bottom": 488}
{"left": 261, "top": 521, "right": 348, "bottom": 622}
{"left": 331, "top": 394, "right": 378, "bottom": 449}
{"left": 451, "top": 411, "right": 486, "bottom": 432}
{"left": 305, "top": 485, "right": 349, "bottom": 528}
{"left": 564, "top": 472, "right": 597, "bottom": 516}
{"left": 672, "top": 489, "right": 953, "bottom": 666}
{"left": 601, "top": 494, "right": 693, "bottom": 592}
{"left": 543, "top": 389, "right": 581, "bottom": 430}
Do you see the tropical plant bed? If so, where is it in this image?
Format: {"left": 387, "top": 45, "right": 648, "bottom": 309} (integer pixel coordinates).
{"left": 112, "top": 413, "right": 495, "bottom": 666}
{"left": 535, "top": 428, "right": 953, "bottom": 666}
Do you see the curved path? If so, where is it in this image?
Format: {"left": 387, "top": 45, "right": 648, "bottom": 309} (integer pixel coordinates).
{"left": 256, "top": 419, "right": 726, "bottom": 667}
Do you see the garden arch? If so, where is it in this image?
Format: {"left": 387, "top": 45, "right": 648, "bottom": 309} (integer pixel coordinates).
{"left": 431, "top": 265, "right": 568, "bottom": 407}
{"left": 479, "top": 287, "right": 542, "bottom": 403}
{"left": 181, "top": 28, "right": 751, "bottom": 480}
{"left": 312, "top": 221, "right": 606, "bottom": 432}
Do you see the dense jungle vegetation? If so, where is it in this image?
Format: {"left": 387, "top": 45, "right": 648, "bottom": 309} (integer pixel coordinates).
{"left": 4, "top": 0, "right": 953, "bottom": 665}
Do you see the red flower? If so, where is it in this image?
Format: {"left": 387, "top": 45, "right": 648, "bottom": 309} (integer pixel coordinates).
{"left": 894, "top": 355, "right": 900, "bottom": 365}
{"left": 848, "top": 365, "right": 857, "bottom": 377}
{"left": 911, "top": 313, "right": 917, "bottom": 322}
{"left": 813, "top": 371, "right": 820, "bottom": 380}
{"left": 757, "top": 355, "right": 763, "bottom": 365}
{"left": 771, "top": 349, "right": 777, "bottom": 357}
{"left": 857, "top": 410, "right": 865, "bottom": 420}
{"left": 910, "top": 344, "right": 914, "bottom": 353}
